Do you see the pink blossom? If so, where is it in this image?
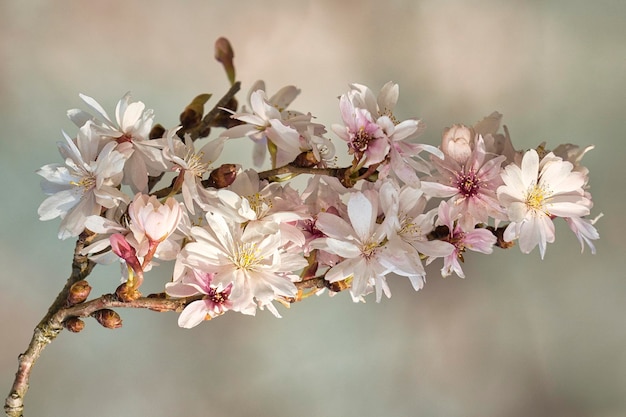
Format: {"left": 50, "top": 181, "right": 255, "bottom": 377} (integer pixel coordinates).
{"left": 166, "top": 268, "right": 233, "bottom": 328}
{"left": 332, "top": 95, "right": 389, "bottom": 167}
{"left": 128, "top": 194, "right": 182, "bottom": 244}
{"left": 436, "top": 201, "right": 497, "bottom": 278}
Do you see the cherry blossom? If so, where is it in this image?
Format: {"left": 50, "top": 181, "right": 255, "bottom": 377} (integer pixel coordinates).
{"left": 497, "top": 149, "right": 592, "bottom": 258}
{"left": 166, "top": 268, "right": 233, "bottom": 328}
{"left": 332, "top": 94, "right": 389, "bottom": 167}
{"left": 436, "top": 200, "right": 497, "bottom": 278}
{"left": 179, "top": 212, "right": 307, "bottom": 316}
{"left": 37, "top": 132, "right": 130, "bottom": 239}
{"left": 424, "top": 135, "right": 506, "bottom": 230}
{"left": 68, "top": 92, "right": 167, "bottom": 193}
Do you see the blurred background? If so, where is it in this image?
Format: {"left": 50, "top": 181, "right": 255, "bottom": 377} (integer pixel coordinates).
{"left": 1, "top": 1, "right": 625, "bottom": 416}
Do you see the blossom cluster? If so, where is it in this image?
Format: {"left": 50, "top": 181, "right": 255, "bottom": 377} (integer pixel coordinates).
{"left": 37, "top": 81, "right": 600, "bottom": 328}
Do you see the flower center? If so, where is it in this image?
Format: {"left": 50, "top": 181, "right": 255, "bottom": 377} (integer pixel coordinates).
{"left": 525, "top": 183, "right": 550, "bottom": 213}
{"left": 400, "top": 220, "right": 422, "bottom": 239}
{"left": 246, "top": 192, "right": 272, "bottom": 218}
{"left": 116, "top": 133, "right": 133, "bottom": 144}
{"left": 206, "top": 286, "right": 229, "bottom": 304}
{"left": 232, "top": 242, "right": 261, "bottom": 270}
{"left": 70, "top": 175, "right": 96, "bottom": 193}
{"left": 352, "top": 127, "right": 373, "bottom": 152}
{"left": 361, "top": 240, "right": 379, "bottom": 259}
{"left": 456, "top": 171, "right": 480, "bottom": 197}
{"left": 186, "top": 150, "right": 210, "bottom": 177}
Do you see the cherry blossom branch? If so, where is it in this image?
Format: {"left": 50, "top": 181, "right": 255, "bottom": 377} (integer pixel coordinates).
{"left": 59, "top": 293, "right": 204, "bottom": 318}
{"left": 151, "top": 159, "right": 377, "bottom": 199}
{"left": 257, "top": 160, "right": 379, "bottom": 187}
{"left": 5, "top": 233, "right": 95, "bottom": 417}
{"left": 53, "top": 276, "right": 335, "bottom": 324}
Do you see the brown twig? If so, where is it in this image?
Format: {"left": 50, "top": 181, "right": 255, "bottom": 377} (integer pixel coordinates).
{"left": 184, "top": 81, "right": 241, "bottom": 141}
{"left": 5, "top": 233, "right": 96, "bottom": 417}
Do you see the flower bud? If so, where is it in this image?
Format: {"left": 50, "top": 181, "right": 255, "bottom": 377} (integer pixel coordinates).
{"left": 116, "top": 282, "right": 141, "bottom": 302}
{"left": 214, "top": 37, "right": 235, "bottom": 85}
{"left": 149, "top": 123, "right": 166, "bottom": 140}
{"left": 64, "top": 317, "right": 85, "bottom": 333}
{"left": 207, "top": 164, "right": 238, "bottom": 189}
{"left": 127, "top": 194, "right": 183, "bottom": 244}
{"left": 441, "top": 124, "right": 475, "bottom": 164}
{"left": 92, "top": 309, "right": 122, "bottom": 329}
{"left": 293, "top": 151, "right": 318, "bottom": 168}
{"left": 180, "top": 94, "right": 211, "bottom": 130}
{"left": 67, "top": 280, "right": 92, "bottom": 306}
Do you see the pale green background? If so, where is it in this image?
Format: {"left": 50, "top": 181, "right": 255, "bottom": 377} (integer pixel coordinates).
{"left": 1, "top": 1, "right": 625, "bottom": 416}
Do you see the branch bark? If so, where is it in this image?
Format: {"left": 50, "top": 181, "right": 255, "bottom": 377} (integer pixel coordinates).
{"left": 5, "top": 233, "right": 95, "bottom": 417}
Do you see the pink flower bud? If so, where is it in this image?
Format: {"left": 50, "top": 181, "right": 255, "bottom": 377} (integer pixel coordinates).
{"left": 441, "top": 124, "right": 475, "bottom": 164}
{"left": 128, "top": 194, "right": 182, "bottom": 244}
{"left": 110, "top": 234, "right": 142, "bottom": 271}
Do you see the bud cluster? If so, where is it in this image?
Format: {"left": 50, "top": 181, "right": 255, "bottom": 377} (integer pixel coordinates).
{"left": 37, "top": 67, "right": 599, "bottom": 328}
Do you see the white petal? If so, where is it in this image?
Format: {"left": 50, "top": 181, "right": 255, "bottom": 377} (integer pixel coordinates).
{"left": 325, "top": 238, "right": 362, "bottom": 259}
{"left": 177, "top": 301, "right": 208, "bottom": 328}
{"left": 38, "top": 189, "right": 80, "bottom": 221}
{"left": 347, "top": 192, "right": 375, "bottom": 242}
{"left": 315, "top": 212, "right": 355, "bottom": 240}
{"left": 79, "top": 93, "right": 112, "bottom": 123}
{"left": 520, "top": 149, "right": 539, "bottom": 187}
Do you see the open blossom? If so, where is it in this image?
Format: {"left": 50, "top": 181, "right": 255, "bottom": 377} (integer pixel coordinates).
{"left": 497, "top": 149, "right": 592, "bottom": 258}
{"left": 332, "top": 94, "right": 389, "bottom": 167}
{"left": 379, "top": 182, "right": 455, "bottom": 288}
{"left": 376, "top": 115, "right": 440, "bottom": 188}
{"left": 436, "top": 200, "right": 497, "bottom": 278}
{"left": 338, "top": 82, "right": 440, "bottom": 185}
{"left": 166, "top": 268, "right": 233, "bottom": 328}
{"left": 312, "top": 189, "right": 423, "bottom": 302}
{"left": 179, "top": 212, "right": 307, "bottom": 316}
{"left": 423, "top": 135, "right": 506, "bottom": 230}
{"left": 215, "top": 169, "right": 309, "bottom": 246}
{"left": 68, "top": 92, "right": 167, "bottom": 193}
{"left": 37, "top": 133, "right": 130, "bottom": 239}
{"left": 221, "top": 82, "right": 319, "bottom": 167}
{"left": 162, "top": 128, "right": 224, "bottom": 213}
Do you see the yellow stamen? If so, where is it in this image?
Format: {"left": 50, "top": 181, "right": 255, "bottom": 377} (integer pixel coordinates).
{"left": 70, "top": 176, "right": 96, "bottom": 192}
{"left": 525, "top": 183, "right": 550, "bottom": 214}
{"left": 232, "top": 242, "right": 262, "bottom": 270}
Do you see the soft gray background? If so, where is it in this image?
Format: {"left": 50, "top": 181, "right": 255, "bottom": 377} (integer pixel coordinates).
{"left": 1, "top": 1, "right": 625, "bottom": 416}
